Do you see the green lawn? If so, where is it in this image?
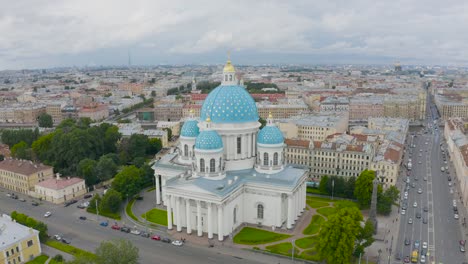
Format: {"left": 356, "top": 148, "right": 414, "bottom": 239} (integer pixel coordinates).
{"left": 295, "top": 235, "right": 320, "bottom": 249}
{"left": 306, "top": 199, "right": 329, "bottom": 208}
{"left": 233, "top": 227, "right": 291, "bottom": 245}
{"left": 265, "top": 242, "right": 299, "bottom": 257}
{"left": 141, "top": 208, "right": 171, "bottom": 226}
{"left": 49, "top": 259, "right": 64, "bottom": 264}
{"left": 299, "top": 248, "right": 323, "bottom": 261}
{"left": 334, "top": 200, "right": 359, "bottom": 209}
{"left": 303, "top": 214, "right": 325, "bottom": 235}
{"left": 25, "top": 255, "right": 49, "bottom": 264}
{"left": 306, "top": 187, "right": 325, "bottom": 195}
{"left": 44, "top": 239, "right": 95, "bottom": 259}
{"left": 316, "top": 207, "right": 337, "bottom": 217}
{"left": 126, "top": 198, "right": 138, "bottom": 221}
{"left": 146, "top": 187, "right": 156, "bottom": 192}
{"left": 306, "top": 196, "right": 334, "bottom": 203}
{"left": 86, "top": 207, "right": 121, "bottom": 220}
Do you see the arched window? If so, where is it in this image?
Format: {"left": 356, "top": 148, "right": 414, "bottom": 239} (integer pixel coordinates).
{"left": 229, "top": 74, "right": 233, "bottom": 81}
{"left": 257, "top": 204, "right": 264, "bottom": 219}
{"left": 263, "top": 153, "right": 269, "bottom": 166}
{"left": 210, "top": 158, "right": 215, "bottom": 172}
{"left": 200, "top": 159, "right": 205, "bottom": 172}
{"left": 273, "top": 152, "right": 279, "bottom": 165}
{"left": 184, "top": 144, "right": 188, "bottom": 156}
{"left": 233, "top": 207, "right": 237, "bottom": 224}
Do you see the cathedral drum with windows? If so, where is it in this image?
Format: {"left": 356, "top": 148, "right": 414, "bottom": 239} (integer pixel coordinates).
{"left": 153, "top": 57, "right": 307, "bottom": 241}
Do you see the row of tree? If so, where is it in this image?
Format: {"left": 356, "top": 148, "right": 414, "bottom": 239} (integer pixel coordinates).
{"left": 10, "top": 211, "right": 48, "bottom": 242}
{"left": 318, "top": 175, "right": 356, "bottom": 199}
{"left": 67, "top": 239, "right": 139, "bottom": 264}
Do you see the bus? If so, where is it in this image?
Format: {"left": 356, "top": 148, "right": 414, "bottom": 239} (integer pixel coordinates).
{"left": 411, "top": 250, "right": 418, "bottom": 263}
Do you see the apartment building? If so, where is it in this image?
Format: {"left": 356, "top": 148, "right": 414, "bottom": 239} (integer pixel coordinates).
{"left": 46, "top": 103, "right": 63, "bottom": 124}
{"left": 117, "top": 123, "right": 169, "bottom": 147}
{"left": 0, "top": 214, "right": 42, "bottom": 264}
{"left": 444, "top": 118, "right": 468, "bottom": 205}
{"left": 0, "top": 159, "right": 54, "bottom": 195}
{"left": 435, "top": 91, "right": 468, "bottom": 120}
{"left": 369, "top": 140, "right": 403, "bottom": 187}
{"left": 154, "top": 103, "right": 183, "bottom": 121}
{"left": 278, "top": 113, "right": 348, "bottom": 141}
{"left": 320, "top": 96, "right": 349, "bottom": 113}
{"left": 78, "top": 104, "right": 109, "bottom": 121}
{"left": 257, "top": 99, "right": 309, "bottom": 119}
{"left": 285, "top": 139, "right": 311, "bottom": 167}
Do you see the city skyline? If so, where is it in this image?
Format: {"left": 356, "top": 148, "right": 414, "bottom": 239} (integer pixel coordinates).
{"left": 2, "top": 0, "right": 468, "bottom": 70}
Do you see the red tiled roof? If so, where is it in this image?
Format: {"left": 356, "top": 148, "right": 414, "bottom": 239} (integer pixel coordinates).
{"left": 285, "top": 139, "right": 310, "bottom": 148}
{"left": 36, "top": 177, "right": 84, "bottom": 190}
{"left": 0, "top": 159, "right": 52, "bottom": 176}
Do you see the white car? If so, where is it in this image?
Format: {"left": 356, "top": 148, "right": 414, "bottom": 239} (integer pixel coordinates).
{"left": 453, "top": 199, "right": 457, "bottom": 206}
{"left": 418, "top": 188, "right": 422, "bottom": 194}
{"left": 449, "top": 182, "right": 452, "bottom": 186}
{"left": 413, "top": 202, "right": 418, "bottom": 208}
{"left": 130, "top": 229, "right": 141, "bottom": 235}
{"left": 450, "top": 188, "right": 454, "bottom": 194}
{"left": 401, "top": 210, "right": 406, "bottom": 215}
{"left": 53, "top": 234, "right": 61, "bottom": 241}
{"left": 422, "top": 242, "right": 427, "bottom": 249}
{"left": 171, "top": 240, "right": 183, "bottom": 246}
{"left": 44, "top": 211, "right": 52, "bottom": 218}
{"left": 420, "top": 255, "right": 426, "bottom": 263}
{"left": 455, "top": 214, "right": 459, "bottom": 219}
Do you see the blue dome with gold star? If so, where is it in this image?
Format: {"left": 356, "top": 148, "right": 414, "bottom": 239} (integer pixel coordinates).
{"left": 200, "top": 85, "right": 259, "bottom": 123}
{"left": 195, "top": 130, "right": 223, "bottom": 150}
{"left": 180, "top": 120, "right": 199, "bottom": 138}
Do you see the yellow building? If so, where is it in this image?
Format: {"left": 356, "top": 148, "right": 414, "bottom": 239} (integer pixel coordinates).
{"left": 34, "top": 175, "right": 87, "bottom": 204}
{"left": 46, "top": 103, "right": 63, "bottom": 124}
{"left": 0, "top": 214, "right": 42, "bottom": 264}
{"left": 0, "top": 159, "right": 54, "bottom": 195}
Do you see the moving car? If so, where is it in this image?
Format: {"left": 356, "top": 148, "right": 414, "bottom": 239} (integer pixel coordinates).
{"left": 416, "top": 212, "right": 421, "bottom": 219}
{"left": 44, "top": 211, "right": 52, "bottom": 218}
{"left": 408, "top": 218, "right": 413, "bottom": 224}
{"left": 423, "top": 206, "right": 428, "bottom": 212}
{"left": 414, "top": 240, "right": 420, "bottom": 249}
{"left": 420, "top": 255, "right": 426, "bottom": 263}
{"left": 401, "top": 210, "right": 406, "bottom": 215}
{"left": 405, "top": 238, "right": 410, "bottom": 245}
{"left": 418, "top": 188, "right": 422, "bottom": 194}
{"left": 171, "top": 240, "right": 183, "bottom": 246}
{"left": 422, "top": 218, "right": 428, "bottom": 224}
{"left": 79, "top": 216, "right": 87, "bottom": 220}
{"left": 413, "top": 202, "right": 418, "bottom": 207}
{"left": 422, "top": 242, "right": 427, "bottom": 249}
{"left": 461, "top": 245, "right": 466, "bottom": 252}
{"left": 19, "top": 198, "right": 26, "bottom": 202}
{"left": 455, "top": 214, "right": 459, "bottom": 219}
{"left": 31, "top": 201, "right": 39, "bottom": 206}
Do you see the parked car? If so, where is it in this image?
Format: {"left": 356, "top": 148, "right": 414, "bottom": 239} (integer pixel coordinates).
{"left": 79, "top": 216, "right": 87, "bottom": 220}
{"left": 171, "top": 240, "right": 183, "bottom": 246}
{"left": 120, "top": 226, "right": 130, "bottom": 233}
{"left": 130, "top": 229, "right": 141, "bottom": 235}
{"left": 44, "top": 211, "right": 52, "bottom": 218}
{"left": 111, "top": 224, "right": 121, "bottom": 230}
{"left": 19, "top": 198, "right": 26, "bottom": 202}
{"left": 151, "top": 235, "right": 161, "bottom": 241}
{"left": 53, "top": 234, "right": 62, "bottom": 241}
{"left": 61, "top": 238, "right": 71, "bottom": 244}
{"left": 140, "top": 232, "right": 150, "bottom": 238}
{"left": 100, "top": 221, "right": 109, "bottom": 227}
{"left": 84, "top": 194, "right": 93, "bottom": 199}
{"left": 31, "top": 201, "right": 39, "bottom": 206}
{"left": 161, "top": 238, "right": 171, "bottom": 243}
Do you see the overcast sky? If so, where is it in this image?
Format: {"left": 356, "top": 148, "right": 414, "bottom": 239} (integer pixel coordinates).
{"left": 1, "top": 0, "right": 468, "bottom": 70}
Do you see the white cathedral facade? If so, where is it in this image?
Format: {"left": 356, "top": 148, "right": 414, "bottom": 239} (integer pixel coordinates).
{"left": 153, "top": 58, "right": 307, "bottom": 241}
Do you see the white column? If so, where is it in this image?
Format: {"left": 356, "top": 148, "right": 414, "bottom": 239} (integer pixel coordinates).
{"left": 186, "top": 199, "right": 192, "bottom": 234}
{"left": 207, "top": 203, "right": 213, "bottom": 239}
{"left": 247, "top": 133, "right": 251, "bottom": 158}
{"left": 276, "top": 196, "right": 282, "bottom": 227}
{"left": 156, "top": 175, "right": 161, "bottom": 205}
{"left": 287, "top": 194, "right": 294, "bottom": 229}
{"left": 196, "top": 201, "right": 202, "bottom": 237}
{"left": 167, "top": 195, "right": 173, "bottom": 230}
{"left": 162, "top": 178, "right": 167, "bottom": 205}
{"left": 234, "top": 136, "right": 238, "bottom": 160}
{"left": 176, "top": 197, "right": 181, "bottom": 232}
{"left": 242, "top": 134, "right": 247, "bottom": 159}
{"left": 218, "top": 204, "right": 224, "bottom": 241}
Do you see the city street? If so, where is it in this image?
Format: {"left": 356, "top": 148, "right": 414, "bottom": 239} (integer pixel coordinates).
{"left": 395, "top": 94, "right": 467, "bottom": 263}
{"left": 0, "top": 192, "right": 286, "bottom": 264}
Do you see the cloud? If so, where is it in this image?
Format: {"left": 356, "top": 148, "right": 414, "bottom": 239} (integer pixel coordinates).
{"left": 1, "top": 0, "right": 468, "bottom": 69}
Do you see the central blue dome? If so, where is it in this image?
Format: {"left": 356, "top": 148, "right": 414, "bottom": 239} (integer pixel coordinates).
{"left": 257, "top": 125, "right": 284, "bottom": 144}
{"left": 200, "top": 85, "right": 259, "bottom": 123}
{"left": 195, "top": 130, "right": 223, "bottom": 150}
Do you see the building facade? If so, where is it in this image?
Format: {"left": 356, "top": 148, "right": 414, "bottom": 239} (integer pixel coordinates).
{"left": 34, "top": 175, "right": 86, "bottom": 204}
{"left": 0, "top": 214, "right": 42, "bottom": 264}
{"left": 0, "top": 159, "right": 54, "bottom": 195}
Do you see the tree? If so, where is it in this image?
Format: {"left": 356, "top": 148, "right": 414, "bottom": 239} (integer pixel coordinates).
{"left": 354, "top": 219, "right": 375, "bottom": 257}
{"left": 132, "top": 157, "right": 146, "bottom": 168}
{"left": 31, "top": 132, "right": 55, "bottom": 162}
{"left": 140, "top": 164, "right": 155, "bottom": 187}
{"left": 316, "top": 207, "right": 364, "bottom": 264}
{"left": 344, "top": 176, "right": 356, "bottom": 199}
{"left": 95, "top": 156, "right": 117, "bottom": 182}
{"left": 377, "top": 185, "right": 400, "bottom": 215}
{"left": 11, "top": 141, "right": 32, "bottom": 160}
{"left": 112, "top": 166, "right": 144, "bottom": 198}
{"left": 100, "top": 189, "right": 122, "bottom": 213}
{"left": 38, "top": 113, "right": 53, "bottom": 128}
{"left": 88, "top": 194, "right": 101, "bottom": 212}
{"left": 319, "top": 175, "right": 329, "bottom": 194}
{"left": 77, "top": 159, "right": 98, "bottom": 186}
{"left": 1, "top": 129, "right": 40, "bottom": 147}
{"left": 94, "top": 239, "right": 139, "bottom": 264}
{"left": 354, "top": 170, "right": 376, "bottom": 208}
{"left": 52, "top": 255, "right": 64, "bottom": 262}
{"left": 146, "top": 138, "right": 162, "bottom": 155}
{"left": 259, "top": 118, "right": 266, "bottom": 129}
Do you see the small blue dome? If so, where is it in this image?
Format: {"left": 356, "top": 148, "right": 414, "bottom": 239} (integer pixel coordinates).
{"left": 181, "top": 120, "right": 199, "bottom": 137}
{"left": 195, "top": 130, "right": 223, "bottom": 150}
{"left": 200, "top": 85, "right": 259, "bottom": 123}
{"left": 257, "top": 126, "right": 284, "bottom": 144}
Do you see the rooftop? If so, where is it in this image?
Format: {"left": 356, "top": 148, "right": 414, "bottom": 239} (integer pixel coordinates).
{"left": 0, "top": 158, "right": 52, "bottom": 176}
{"left": 35, "top": 177, "right": 84, "bottom": 190}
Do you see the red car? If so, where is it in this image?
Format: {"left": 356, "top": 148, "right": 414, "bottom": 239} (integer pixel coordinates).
{"left": 111, "top": 224, "right": 121, "bottom": 230}
{"left": 151, "top": 235, "right": 161, "bottom": 241}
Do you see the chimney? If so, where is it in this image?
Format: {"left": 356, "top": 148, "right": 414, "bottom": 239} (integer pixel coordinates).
{"left": 56, "top": 173, "right": 60, "bottom": 180}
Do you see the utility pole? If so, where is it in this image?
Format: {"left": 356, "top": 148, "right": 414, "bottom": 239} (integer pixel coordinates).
{"left": 291, "top": 239, "right": 295, "bottom": 263}
{"left": 96, "top": 199, "right": 99, "bottom": 221}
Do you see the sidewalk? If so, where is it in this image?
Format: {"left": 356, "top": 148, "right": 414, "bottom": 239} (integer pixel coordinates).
{"left": 41, "top": 244, "right": 74, "bottom": 262}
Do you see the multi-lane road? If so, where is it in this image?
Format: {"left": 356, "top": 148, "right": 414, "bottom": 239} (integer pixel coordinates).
{"left": 0, "top": 191, "right": 284, "bottom": 264}
{"left": 395, "top": 94, "right": 467, "bottom": 264}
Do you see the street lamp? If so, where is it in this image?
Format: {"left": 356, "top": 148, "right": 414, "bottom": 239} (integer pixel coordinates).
{"left": 291, "top": 239, "right": 296, "bottom": 263}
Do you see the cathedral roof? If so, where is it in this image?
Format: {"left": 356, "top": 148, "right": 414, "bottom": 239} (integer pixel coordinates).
{"left": 257, "top": 125, "right": 284, "bottom": 144}
{"left": 195, "top": 130, "right": 223, "bottom": 150}
{"left": 180, "top": 120, "right": 199, "bottom": 138}
{"left": 200, "top": 85, "right": 259, "bottom": 123}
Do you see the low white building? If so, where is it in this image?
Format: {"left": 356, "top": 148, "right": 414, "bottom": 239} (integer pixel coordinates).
{"left": 34, "top": 174, "right": 86, "bottom": 204}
